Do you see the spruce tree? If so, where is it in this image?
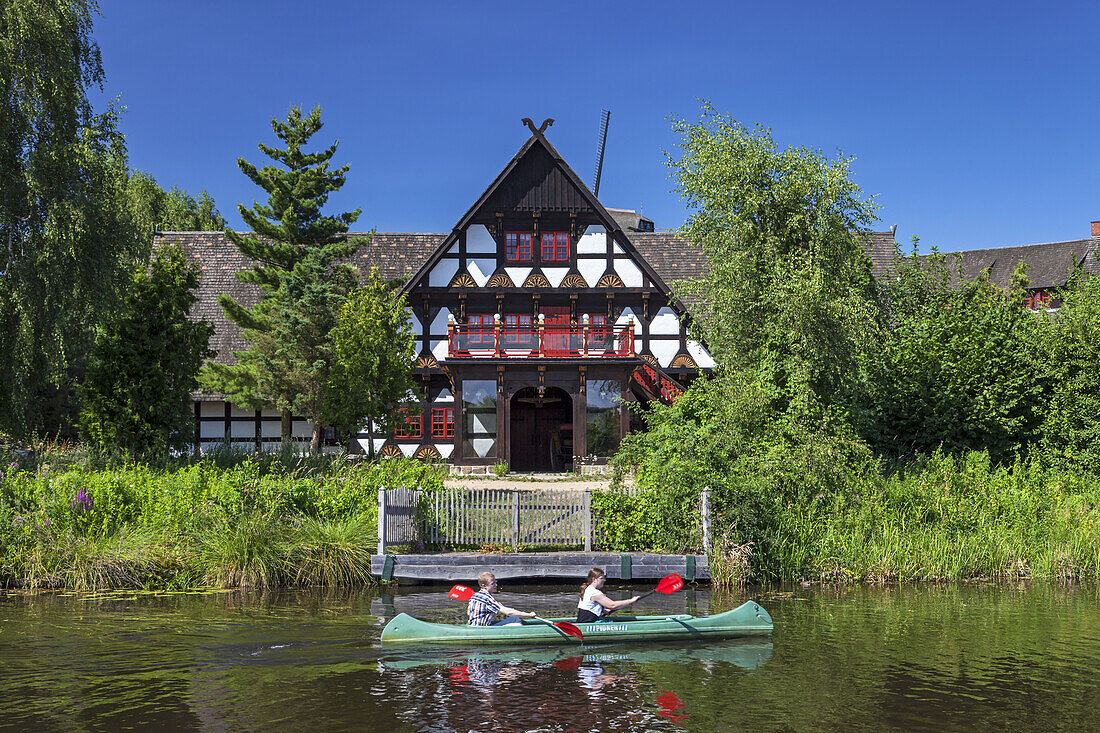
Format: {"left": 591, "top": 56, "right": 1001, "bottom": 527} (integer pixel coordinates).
{"left": 201, "top": 106, "right": 367, "bottom": 451}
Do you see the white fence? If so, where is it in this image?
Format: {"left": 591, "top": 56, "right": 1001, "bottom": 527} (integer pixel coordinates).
{"left": 377, "top": 486, "right": 711, "bottom": 554}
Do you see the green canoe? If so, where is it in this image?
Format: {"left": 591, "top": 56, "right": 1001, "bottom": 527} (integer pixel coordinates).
{"left": 380, "top": 600, "right": 773, "bottom": 645}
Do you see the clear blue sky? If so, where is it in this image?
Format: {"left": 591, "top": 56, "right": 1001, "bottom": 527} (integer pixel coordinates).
{"left": 91, "top": 1, "right": 1100, "bottom": 252}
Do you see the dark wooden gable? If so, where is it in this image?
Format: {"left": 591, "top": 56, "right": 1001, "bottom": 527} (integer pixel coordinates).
{"left": 400, "top": 123, "right": 680, "bottom": 305}
{"left": 477, "top": 142, "right": 596, "bottom": 215}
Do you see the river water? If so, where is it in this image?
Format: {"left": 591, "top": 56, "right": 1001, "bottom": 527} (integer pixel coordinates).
{"left": 1, "top": 582, "right": 1098, "bottom": 732}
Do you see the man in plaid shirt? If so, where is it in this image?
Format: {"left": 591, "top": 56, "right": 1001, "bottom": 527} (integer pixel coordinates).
{"left": 467, "top": 572, "right": 537, "bottom": 626}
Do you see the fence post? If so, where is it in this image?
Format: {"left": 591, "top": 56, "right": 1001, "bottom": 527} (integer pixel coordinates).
{"left": 377, "top": 487, "right": 388, "bottom": 555}
{"left": 511, "top": 490, "right": 520, "bottom": 551}
{"left": 701, "top": 486, "right": 711, "bottom": 555}
{"left": 583, "top": 489, "right": 592, "bottom": 552}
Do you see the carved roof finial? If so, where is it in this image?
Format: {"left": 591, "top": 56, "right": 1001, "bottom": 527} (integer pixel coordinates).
{"left": 522, "top": 118, "right": 555, "bottom": 135}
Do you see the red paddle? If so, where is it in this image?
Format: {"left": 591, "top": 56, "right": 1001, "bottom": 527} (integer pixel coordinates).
{"left": 635, "top": 573, "right": 685, "bottom": 601}
{"left": 448, "top": 584, "right": 584, "bottom": 641}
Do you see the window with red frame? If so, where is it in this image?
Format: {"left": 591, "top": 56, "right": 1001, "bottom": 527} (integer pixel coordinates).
{"left": 394, "top": 407, "right": 422, "bottom": 439}
{"left": 431, "top": 408, "right": 454, "bottom": 439}
{"left": 467, "top": 314, "right": 494, "bottom": 345}
{"left": 588, "top": 313, "right": 610, "bottom": 347}
{"left": 1025, "top": 290, "right": 1051, "bottom": 309}
{"left": 505, "top": 232, "right": 533, "bottom": 261}
{"left": 503, "top": 313, "right": 533, "bottom": 346}
{"left": 540, "top": 232, "right": 569, "bottom": 262}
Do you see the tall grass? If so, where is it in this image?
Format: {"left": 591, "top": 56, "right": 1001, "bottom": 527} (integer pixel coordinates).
{"left": 285, "top": 516, "right": 376, "bottom": 586}
{"left": 0, "top": 454, "right": 442, "bottom": 590}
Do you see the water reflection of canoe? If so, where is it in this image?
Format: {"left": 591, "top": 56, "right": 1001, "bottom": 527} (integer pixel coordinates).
{"left": 380, "top": 601, "right": 772, "bottom": 645}
{"left": 381, "top": 637, "right": 774, "bottom": 672}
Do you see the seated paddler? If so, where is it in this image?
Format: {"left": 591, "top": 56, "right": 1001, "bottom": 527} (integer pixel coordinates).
{"left": 466, "top": 572, "right": 537, "bottom": 626}
{"left": 577, "top": 567, "right": 640, "bottom": 623}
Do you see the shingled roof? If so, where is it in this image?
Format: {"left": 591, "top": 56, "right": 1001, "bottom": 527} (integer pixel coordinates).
{"left": 159, "top": 227, "right": 895, "bottom": 370}
{"left": 948, "top": 238, "right": 1100, "bottom": 289}
{"left": 156, "top": 231, "right": 442, "bottom": 366}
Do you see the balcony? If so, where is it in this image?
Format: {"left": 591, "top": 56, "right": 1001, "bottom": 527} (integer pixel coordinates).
{"left": 447, "top": 321, "right": 635, "bottom": 358}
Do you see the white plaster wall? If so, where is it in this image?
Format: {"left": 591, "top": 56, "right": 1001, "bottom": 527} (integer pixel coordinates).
{"left": 576, "top": 227, "right": 606, "bottom": 254}
{"left": 230, "top": 421, "right": 254, "bottom": 439}
{"left": 428, "top": 257, "right": 459, "bottom": 287}
{"left": 428, "top": 307, "right": 452, "bottom": 338}
{"left": 687, "top": 340, "right": 716, "bottom": 368}
{"left": 398, "top": 444, "right": 417, "bottom": 457}
{"left": 199, "top": 402, "right": 222, "bottom": 417}
{"left": 578, "top": 260, "right": 605, "bottom": 287}
{"left": 543, "top": 267, "right": 569, "bottom": 287}
{"left": 652, "top": 340, "right": 680, "bottom": 367}
{"left": 261, "top": 421, "right": 282, "bottom": 439}
{"left": 465, "top": 224, "right": 496, "bottom": 254}
{"left": 649, "top": 307, "right": 680, "bottom": 335}
{"left": 436, "top": 444, "right": 454, "bottom": 459}
{"left": 435, "top": 388, "right": 454, "bottom": 403}
{"left": 292, "top": 420, "right": 312, "bottom": 439}
{"left": 468, "top": 258, "right": 495, "bottom": 286}
{"left": 504, "top": 266, "right": 531, "bottom": 285}
{"left": 199, "top": 422, "right": 224, "bottom": 439}
{"left": 614, "top": 258, "right": 643, "bottom": 287}
{"left": 431, "top": 339, "right": 448, "bottom": 361}
{"left": 410, "top": 310, "right": 423, "bottom": 337}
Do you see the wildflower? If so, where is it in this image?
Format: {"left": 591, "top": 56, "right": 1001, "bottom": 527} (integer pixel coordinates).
{"left": 71, "top": 487, "right": 93, "bottom": 512}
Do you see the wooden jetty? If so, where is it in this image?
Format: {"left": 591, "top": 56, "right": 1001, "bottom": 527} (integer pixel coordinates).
{"left": 370, "top": 551, "right": 709, "bottom": 583}
{"left": 372, "top": 485, "right": 712, "bottom": 583}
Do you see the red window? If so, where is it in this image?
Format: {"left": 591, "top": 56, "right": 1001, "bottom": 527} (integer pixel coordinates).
{"left": 468, "top": 314, "right": 494, "bottom": 345}
{"left": 541, "top": 232, "right": 569, "bottom": 262}
{"left": 1025, "top": 290, "right": 1051, "bottom": 309}
{"left": 503, "top": 313, "right": 533, "bottom": 346}
{"left": 505, "top": 232, "right": 533, "bottom": 261}
{"left": 394, "top": 407, "right": 422, "bottom": 439}
{"left": 431, "top": 408, "right": 454, "bottom": 439}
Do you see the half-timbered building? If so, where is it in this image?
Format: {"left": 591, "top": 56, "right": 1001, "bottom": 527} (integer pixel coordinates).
{"left": 161, "top": 120, "right": 899, "bottom": 471}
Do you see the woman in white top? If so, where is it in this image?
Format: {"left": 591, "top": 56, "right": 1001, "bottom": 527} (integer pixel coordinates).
{"left": 576, "top": 567, "right": 640, "bottom": 623}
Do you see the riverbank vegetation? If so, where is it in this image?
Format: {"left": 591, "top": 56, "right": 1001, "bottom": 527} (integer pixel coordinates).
{"left": 0, "top": 450, "right": 442, "bottom": 590}
{"left": 601, "top": 105, "right": 1100, "bottom": 586}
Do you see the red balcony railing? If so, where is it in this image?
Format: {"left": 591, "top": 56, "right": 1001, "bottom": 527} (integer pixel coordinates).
{"left": 448, "top": 322, "right": 635, "bottom": 358}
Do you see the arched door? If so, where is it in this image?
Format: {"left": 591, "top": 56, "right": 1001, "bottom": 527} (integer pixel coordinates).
{"left": 510, "top": 387, "right": 572, "bottom": 472}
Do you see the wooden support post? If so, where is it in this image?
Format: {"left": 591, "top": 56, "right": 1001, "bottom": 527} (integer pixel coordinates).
{"left": 701, "top": 486, "right": 711, "bottom": 555}
{"left": 583, "top": 489, "right": 592, "bottom": 552}
{"left": 377, "top": 488, "right": 388, "bottom": 555}
{"left": 621, "top": 554, "right": 632, "bottom": 580}
{"left": 511, "top": 490, "right": 521, "bottom": 551}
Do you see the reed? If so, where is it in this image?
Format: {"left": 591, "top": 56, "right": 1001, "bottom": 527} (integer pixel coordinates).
{"left": 284, "top": 515, "right": 376, "bottom": 587}
{"left": 190, "top": 514, "right": 285, "bottom": 589}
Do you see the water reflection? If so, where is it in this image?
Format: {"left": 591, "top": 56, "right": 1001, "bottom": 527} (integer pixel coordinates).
{"left": 1, "top": 583, "right": 1098, "bottom": 732}
{"left": 379, "top": 639, "right": 772, "bottom": 731}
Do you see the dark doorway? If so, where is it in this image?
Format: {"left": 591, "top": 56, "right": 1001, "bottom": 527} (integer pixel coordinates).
{"left": 510, "top": 387, "right": 572, "bottom": 472}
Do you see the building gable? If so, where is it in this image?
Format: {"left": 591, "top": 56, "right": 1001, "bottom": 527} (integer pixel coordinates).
{"left": 400, "top": 124, "right": 677, "bottom": 305}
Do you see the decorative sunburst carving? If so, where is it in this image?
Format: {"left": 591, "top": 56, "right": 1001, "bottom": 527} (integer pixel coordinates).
{"left": 671, "top": 354, "right": 698, "bottom": 369}
{"left": 380, "top": 445, "right": 402, "bottom": 458}
{"left": 416, "top": 354, "right": 439, "bottom": 369}
{"left": 449, "top": 272, "right": 476, "bottom": 288}
{"left": 522, "top": 272, "right": 551, "bottom": 288}
{"left": 640, "top": 353, "right": 659, "bottom": 366}
{"left": 561, "top": 273, "right": 588, "bottom": 288}
{"left": 414, "top": 445, "right": 441, "bottom": 461}
{"left": 487, "top": 272, "right": 515, "bottom": 288}
{"left": 596, "top": 273, "right": 624, "bottom": 288}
